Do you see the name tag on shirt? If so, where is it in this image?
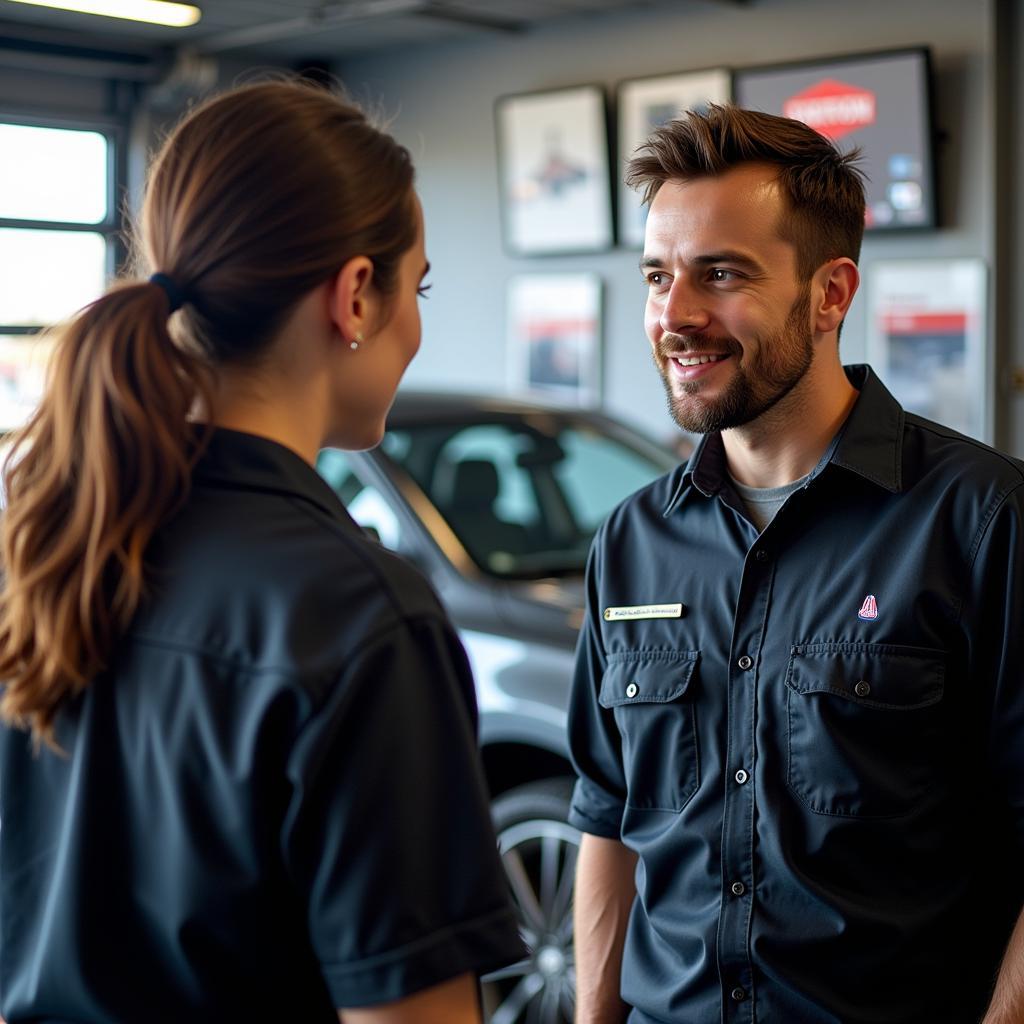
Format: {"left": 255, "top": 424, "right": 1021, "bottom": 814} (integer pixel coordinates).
{"left": 604, "top": 603, "right": 684, "bottom": 621}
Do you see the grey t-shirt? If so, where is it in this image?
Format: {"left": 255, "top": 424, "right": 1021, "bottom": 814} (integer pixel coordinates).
{"left": 730, "top": 472, "right": 809, "bottom": 533}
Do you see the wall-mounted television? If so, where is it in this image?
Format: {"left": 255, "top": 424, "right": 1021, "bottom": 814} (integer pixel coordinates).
{"left": 734, "top": 48, "right": 936, "bottom": 232}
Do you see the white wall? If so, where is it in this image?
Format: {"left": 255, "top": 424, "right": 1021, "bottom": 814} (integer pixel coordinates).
{"left": 338, "top": 0, "right": 999, "bottom": 448}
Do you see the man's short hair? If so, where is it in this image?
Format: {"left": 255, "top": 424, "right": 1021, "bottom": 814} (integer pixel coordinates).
{"left": 626, "top": 104, "right": 867, "bottom": 280}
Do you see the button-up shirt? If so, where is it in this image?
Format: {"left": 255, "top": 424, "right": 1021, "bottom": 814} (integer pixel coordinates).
{"left": 0, "top": 428, "right": 523, "bottom": 1023}
{"left": 568, "top": 366, "right": 1024, "bottom": 1024}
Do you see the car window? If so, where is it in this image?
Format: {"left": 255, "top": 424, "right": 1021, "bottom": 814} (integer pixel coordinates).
{"left": 382, "top": 417, "right": 672, "bottom": 577}
{"left": 316, "top": 449, "right": 402, "bottom": 550}
{"left": 433, "top": 425, "right": 542, "bottom": 531}
{"left": 553, "top": 427, "right": 663, "bottom": 532}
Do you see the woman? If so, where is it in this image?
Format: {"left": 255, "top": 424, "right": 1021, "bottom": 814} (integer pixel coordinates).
{"left": 0, "top": 80, "right": 523, "bottom": 1022}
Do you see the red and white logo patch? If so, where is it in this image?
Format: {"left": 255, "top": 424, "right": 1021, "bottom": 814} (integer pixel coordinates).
{"left": 857, "top": 594, "right": 879, "bottom": 621}
{"left": 783, "top": 79, "right": 877, "bottom": 141}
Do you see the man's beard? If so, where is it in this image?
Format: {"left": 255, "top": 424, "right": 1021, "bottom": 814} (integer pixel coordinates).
{"left": 655, "top": 286, "right": 814, "bottom": 435}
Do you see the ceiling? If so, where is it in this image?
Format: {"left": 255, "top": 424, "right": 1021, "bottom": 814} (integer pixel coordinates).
{"left": 0, "top": 0, "right": 746, "bottom": 66}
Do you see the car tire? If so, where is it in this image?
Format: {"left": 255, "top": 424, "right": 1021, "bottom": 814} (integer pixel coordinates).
{"left": 483, "top": 777, "right": 580, "bottom": 1024}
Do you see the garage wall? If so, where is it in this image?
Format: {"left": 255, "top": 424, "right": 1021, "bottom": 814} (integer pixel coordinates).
{"left": 337, "top": 0, "right": 999, "bottom": 449}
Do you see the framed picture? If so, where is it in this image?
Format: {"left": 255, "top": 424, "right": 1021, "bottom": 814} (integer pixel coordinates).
{"left": 734, "top": 48, "right": 936, "bottom": 231}
{"left": 617, "top": 68, "right": 732, "bottom": 249}
{"left": 866, "top": 258, "right": 989, "bottom": 441}
{"left": 495, "top": 86, "right": 613, "bottom": 255}
{"left": 507, "top": 273, "right": 602, "bottom": 405}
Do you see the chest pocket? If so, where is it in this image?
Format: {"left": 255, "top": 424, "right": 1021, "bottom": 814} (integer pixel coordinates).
{"left": 785, "top": 642, "right": 945, "bottom": 818}
{"left": 599, "top": 651, "right": 700, "bottom": 812}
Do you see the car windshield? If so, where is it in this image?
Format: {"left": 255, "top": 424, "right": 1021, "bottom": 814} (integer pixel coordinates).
{"left": 380, "top": 416, "right": 676, "bottom": 577}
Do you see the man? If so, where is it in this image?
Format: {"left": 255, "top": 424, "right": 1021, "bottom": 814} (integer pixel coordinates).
{"left": 567, "top": 105, "right": 1024, "bottom": 1024}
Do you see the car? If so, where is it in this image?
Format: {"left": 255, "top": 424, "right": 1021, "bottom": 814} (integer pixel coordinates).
{"left": 316, "top": 391, "right": 678, "bottom": 1023}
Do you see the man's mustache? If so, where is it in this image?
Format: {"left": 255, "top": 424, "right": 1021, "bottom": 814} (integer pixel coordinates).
{"left": 655, "top": 333, "right": 743, "bottom": 359}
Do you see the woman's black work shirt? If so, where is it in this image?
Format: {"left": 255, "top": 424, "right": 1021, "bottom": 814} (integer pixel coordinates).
{"left": 0, "top": 428, "right": 524, "bottom": 1022}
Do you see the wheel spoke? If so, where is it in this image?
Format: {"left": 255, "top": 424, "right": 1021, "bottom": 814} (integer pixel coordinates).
{"left": 550, "top": 839, "right": 578, "bottom": 931}
{"left": 491, "top": 790, "right": 583, "bottom": 1023}
{"left": 525, "top": 997, "right": 540, "bottom": 1024}
{"left": 489, "top": 972, "right": 545, "bottom": 1024}
{"left": 539, "top": 834, "right": 560, "bottom": 919}
{"left": 503, "top": 847, "right": 545, "bottom": 931}
{"left": 558, "top": 977, "right": 576, "bottom": 1019}
{"left": 539, "top": 982, "right": 561, "bottom": 1021}
{"left": 482, "top": 957, "right": 533, "bottom": 983}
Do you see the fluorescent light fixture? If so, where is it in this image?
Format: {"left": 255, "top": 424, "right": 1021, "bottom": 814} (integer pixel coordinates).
{"left": 7, "top": 0, "right": 201, "bottom": 28}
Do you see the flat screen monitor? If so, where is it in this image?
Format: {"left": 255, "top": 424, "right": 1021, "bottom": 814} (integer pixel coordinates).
{"left": 734, "top": 48, "right": 936, "bottom": 231}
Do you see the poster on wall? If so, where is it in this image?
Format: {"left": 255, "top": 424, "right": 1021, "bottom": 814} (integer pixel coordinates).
{"left": 617, "top": 68, "right": 732, "bottom": 249}
{"left": 867, "top": 258, "right": 989, "bottom": 441}
{"left": 495, "top": 86, "right": 613, "bottom": 255}
{"left": 734, "top": 48, "right": 936, "bottom": 231}
{"left": 507, "top": 273, "right": 602, "bottom": 405}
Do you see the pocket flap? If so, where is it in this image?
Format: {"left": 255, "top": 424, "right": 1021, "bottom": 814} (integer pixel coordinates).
{"left": 786, "top": 642, "right": 944, "bottom": 710}
{"left": 599, "top": 651, "right": 700, "bottom": 708}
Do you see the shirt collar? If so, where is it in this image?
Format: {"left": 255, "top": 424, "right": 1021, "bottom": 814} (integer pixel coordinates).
{"left": 663, "top": 364, "right": 904, "bottom": 516}
{"left": 192, "top": 427, "right": 351, "bottom": 522}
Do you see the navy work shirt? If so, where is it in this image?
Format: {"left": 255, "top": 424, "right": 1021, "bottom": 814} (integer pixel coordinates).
{"left": 568, "top": 366, "right": 1024, "bottom": 1024}
{"left": 0, "top": 429, "right": 523, "bottom": 1022}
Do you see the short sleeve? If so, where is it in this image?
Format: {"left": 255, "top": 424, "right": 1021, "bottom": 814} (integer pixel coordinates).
{"left": 567, "top": 534, "right": 628, "bottom": 838}
{"left": 280, "top": 614, "right": 525, "bottom": 1008}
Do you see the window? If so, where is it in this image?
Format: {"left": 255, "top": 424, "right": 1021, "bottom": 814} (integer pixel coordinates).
{"left": 0, "top": 117, "right": 121, "bottom": 431}
{"left": 433, "top": 425, "right": 543, "bottom": 531}
{"left": 383, "top": 418, "right": 671, "bottom": 577}
{"left": 553, "top": 427, "right": 665, "bottom": 532}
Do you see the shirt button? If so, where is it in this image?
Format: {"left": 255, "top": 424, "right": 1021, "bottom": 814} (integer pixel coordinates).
{"left": 731, "top": 987, "right": 747, "bottom": 1002}
{"left": 626, "top": 682, "right": 639, "bottom": 698}
{"left": 737, "top": 655, "right": 753, "bottom": 670}
{"left": 735, "top": 769, "right": 749, "bottom": 785}
{"left": 755, "top": 549, "right": 768, "bottom": 562}
{"left": 854, "top": 680, "right": 871, "bottom": 697}
{"left": 731, "top": 881, "right": 746, "bottom": 896}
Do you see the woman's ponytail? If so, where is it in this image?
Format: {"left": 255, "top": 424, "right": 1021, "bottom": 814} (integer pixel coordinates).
{"left": 0, "top": 78, "right": 416, "bottom": 747}
{"left": 0, "top": 281, "right": 211, "bottom": 746}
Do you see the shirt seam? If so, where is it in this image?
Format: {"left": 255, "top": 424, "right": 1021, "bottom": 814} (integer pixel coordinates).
{"left": 193, "top": 475, "right": 338, "bottom": 519}
{"left": 906, "top": 416, "right": 1024, "bottom": 478}
{"left": 955, "top": 480, "right": 1024, "bottom": 627}
{"left": 568, "top": 800, "right": 624, "bottom": 835}
{"left": 829, "top": 460, "right": 899, "bottom": 492}
{"left": 317, "top": 905, "right": 516, "bottom": 976}
{"left": 284, "top": 492, "right": 424, "bottom": 624}
{"left": 193, "top": 427, "right": 346, "bottom": 518}
{"left": 127, "top": 611, "right": 449, "bottom": 684}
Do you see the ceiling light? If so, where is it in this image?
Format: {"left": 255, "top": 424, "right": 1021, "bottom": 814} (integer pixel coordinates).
{"left": 6, "top": 0, "right": 201, "bottom": 28}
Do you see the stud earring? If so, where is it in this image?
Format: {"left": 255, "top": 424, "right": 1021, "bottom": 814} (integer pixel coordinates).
{"left": 350, "top": 330, "right": 364, "bottom": 351}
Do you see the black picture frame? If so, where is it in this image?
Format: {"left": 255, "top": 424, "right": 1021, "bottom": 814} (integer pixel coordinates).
{"left": 495, "top": 84, "right": 614, "bottom": 256}
{"left": 733, "top": 47, "right": 938, "bottom": 232}
{"left": 615, "top": 68, "right": 732, "bottom": 249}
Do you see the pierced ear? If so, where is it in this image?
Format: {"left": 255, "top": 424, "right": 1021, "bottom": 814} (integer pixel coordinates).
{"left": 328, "top": 255, "right": 375, "bottom": 342}
{"left": 813, "top": 258, "right": 860, "bottom": 335}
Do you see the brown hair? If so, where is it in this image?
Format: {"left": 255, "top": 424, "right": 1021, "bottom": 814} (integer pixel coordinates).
{"left": 625, "top": 104, "right": 867, "bottom": 279}
{"left": 0, "top": 80, "right": 416, "bottom": 745}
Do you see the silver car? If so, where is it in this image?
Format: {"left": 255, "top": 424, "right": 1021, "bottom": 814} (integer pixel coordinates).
{"left": 317, "top": 391, "right": 677, "bottom": 1024}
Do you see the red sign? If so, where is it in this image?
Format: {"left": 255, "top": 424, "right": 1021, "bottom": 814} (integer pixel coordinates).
{"left": 880, "top": 312, "right": 969, "bottom": 335}
{"left": 783, "top": 79, "right": 876, "bottom": 141}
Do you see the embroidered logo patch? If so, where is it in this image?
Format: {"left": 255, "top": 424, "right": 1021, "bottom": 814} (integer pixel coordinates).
{"left": 604, "top": 603, "right": 684, "bottom": 621}
{"left": 857, "top": 594, "right": 879, "bottom": 621}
